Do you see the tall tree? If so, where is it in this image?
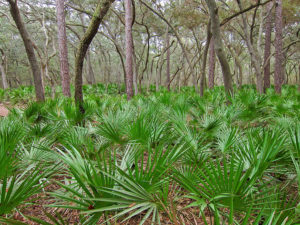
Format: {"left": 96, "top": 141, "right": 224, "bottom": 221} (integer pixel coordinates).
{"left": 74, "top": 0, "right": 115, "bottom": 108}
{"left": 263, "top": 2, "right": 273, "bottom": 92}
{"left": 208, "top": 38, "right": 215, "bottom": 89}
{"left": 205, "top": 0, "right": 233, "bottom": 96}
{"left": 274, "top": 0, "right": 284, "bottom": 94}
{"left": 56, "top": 0, "right": 71, "bottom": 97}
{"left": 6, "top": 0, "right": 45, "bottom": 101}
{"left": 125, "top": 0, "right": 134, "bottom": 100}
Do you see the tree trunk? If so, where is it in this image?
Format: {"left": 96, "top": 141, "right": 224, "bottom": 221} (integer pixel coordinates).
{"left": 263, "top": 2, "right": 273, "bottom": 92}
{"left": 139, "top": 23, "right": 150, "bottom": 93}
{"left": 74, "top": 0, "right": 115, "bottom": 108}
{"left": 208, "top": 38, "right": 215, "bottom": 89}
{"left": 166, "top": 28, "right": 171, "bottom": 91}
{"left": 7, "top": 0, "right": 45, "bottom": 101}
{"left": 86, "top": 52, "right": 96, "bottom": 84}
{"left": 205, "top": 0, "right": 233, "bottom": 96}
{"left": 0, "top": 51, "right": 8, "bottom": 89}
{"left": 0, "top": 63, "right": 8, "bottom": 89}
{"left": 79, "top": 14, "right": 96, "bottom": 85}
{"left": 224, "top": 39, "right": 243, "bottom": 88}
{"left": 274, "top": 0, "right": 284, "bottom": 94}
{"left": 200, "top": 20, "right": 212, "bottom": 96}
{"left": 125, "top": 0, "right": 134, "bottom": 100}
{"left": 237, "top": 0, "right": 263, "bottom": 94}
{"left": 133, "top": 53, "right": 138, "bottom": 95}
{"left": 236, "top": 59, "right": 243, "bottom": 88}
{"left": 56, "top": 0, "right": 71, "bottom": 97}
{"left": 298, "top": 64, "right": 300, "bottom": 92}
{"left": 155, "top": 58, "right": 160, "bottom": 92}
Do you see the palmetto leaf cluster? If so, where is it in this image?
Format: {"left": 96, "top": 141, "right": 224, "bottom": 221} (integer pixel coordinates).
{"left": 0, "top": 85, "right": 300, "bottom": 224}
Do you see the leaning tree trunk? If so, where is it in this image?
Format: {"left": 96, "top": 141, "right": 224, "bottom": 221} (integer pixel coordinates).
{"left": 205, "top": 0, "right": 233, "bottom": 96}
{"left": 274, "top": 0, "right": 284, "bottom": 94}
{"left": 56, "top": 0, "right": 71, "bottom": 97}
{"left": 74, "top": 0, "right": 115, "bottom": 109}
{"left": 7, "top": 0, "right": 45, "bottom": 101}
{"left": 125, "top": 0, "right": 134, "bottom": 100}
{"left": 79, "top": 13, "right": 96, "bottom": 85}
{"left": 263, "top": 2, "right": 273, "bottom": 93}
{"left": 208, "top": 38, "right": 216, "bottom": 89}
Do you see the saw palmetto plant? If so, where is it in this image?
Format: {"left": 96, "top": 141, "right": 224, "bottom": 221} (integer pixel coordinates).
{"left": 0, "top": 85, "right": 300, "bottom": 224}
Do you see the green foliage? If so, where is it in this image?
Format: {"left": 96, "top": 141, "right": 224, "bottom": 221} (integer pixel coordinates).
{"left": 0, "top": 85, "right": 300, "bottom": 224}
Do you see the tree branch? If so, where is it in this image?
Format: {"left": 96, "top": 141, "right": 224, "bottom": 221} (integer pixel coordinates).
{"left": 220, "top": 0, "right": 272, "bottom": 26}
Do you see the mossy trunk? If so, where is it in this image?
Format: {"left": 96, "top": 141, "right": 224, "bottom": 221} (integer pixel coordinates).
{"left": 74, "top": 0, "right": 115, "bottom": 110}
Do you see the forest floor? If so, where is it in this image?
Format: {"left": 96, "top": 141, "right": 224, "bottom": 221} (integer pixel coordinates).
{"left": 12, "top": 180, "right": 211, "bottom": 225}
{"left": 0, "top": 104, "right": 9, "bottom": 117}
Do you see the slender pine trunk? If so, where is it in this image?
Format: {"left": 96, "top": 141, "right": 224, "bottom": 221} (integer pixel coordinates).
{"left": 208, "top": 38, "right": 215, "bottom": 89}
{"left": 166, "top": 28, "right": 171, "bottom": 91}
{"left": 56, "top": 0, "right": 71, "bottom": 97}
{"left": 274, "top": 0, "right": 284, "bottom": 94}
{"left": 263, "top": 2, "right": 273, "bottom": 92}
{"left": 125, "top": 0, "right": 134, "bottom": 100}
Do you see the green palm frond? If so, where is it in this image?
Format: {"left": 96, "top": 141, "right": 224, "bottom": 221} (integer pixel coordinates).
{"left": 0, "top": 166, "right": 51, "bottom": 216}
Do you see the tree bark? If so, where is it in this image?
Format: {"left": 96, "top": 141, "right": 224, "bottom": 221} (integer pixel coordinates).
{"left": 208, "top": 38, "right": 215, "bottom": 89}
{"left": 79, "top": 13, "right": 96, "bottom": 85}
{"left": 298, "top": 64, "right": 300, "bottom": 92}
{"left": 133, "top": 53, "right": 138, "bottom": 95}
{"left": 56, "top": 0, "right": 71, "bottom": 97}
{"left": 7, "top": 0, "right": 45, "bottom": 101}
{"left": 74, "top": 0, "right": 115, "bottom": 107}
{"left": 263, "top": 2, "right": 273, "bottom": 92}
{"left": 200, "top": 20, "right": 212, "bottom": 96}
{"left": 224, "top": 39, "right": 243, "bottom": 88}
{"left": 205, "top": 0, "right": 233, "bottom": 96}
{"left": 125, "top": 0, "right": 134, "bottom": 100}
{"left": 235, "top": 57, "right": 243, "bottom": 88}
{"left": 0, "top": 63, "right": 8, "bottom": 89}
{"left": 0, "top": 51, "right": 8, "bottom": 89}
{"left": 86, "top": 52, "right": 96, "bottom": 84}
{"left": 166, "top": 28, "right": 171, "bottom": 91}
{"left": 274, "top": 0, "right": 284, "bottom": 94}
